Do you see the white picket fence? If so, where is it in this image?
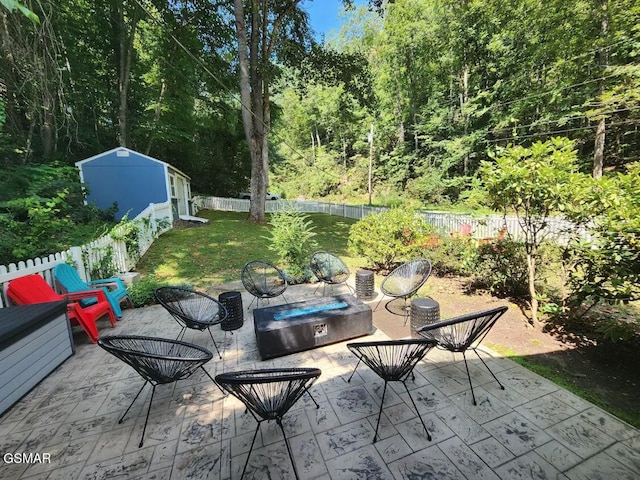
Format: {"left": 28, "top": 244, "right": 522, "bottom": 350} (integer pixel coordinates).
{"left": 193, "top": 196, "right": 584, "bottom": 243}
{"left": 0, "top": 201, "right": 173, "bottom": 308}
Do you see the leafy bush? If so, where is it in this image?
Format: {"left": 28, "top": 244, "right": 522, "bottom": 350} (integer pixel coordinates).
{"left": 464, "top": 237, "right": 529, "bottom": 297}
{"left": 422, "top": 234, "right": 474, "bottom": 276}
{"left": 348, "top": 206, "right": 435, "bottom": 271}
{"left": 267, "top": 207, "right": 318, "bottom": 280}
{"left": 126, "top": 274, "right": 181, "bottom": 307}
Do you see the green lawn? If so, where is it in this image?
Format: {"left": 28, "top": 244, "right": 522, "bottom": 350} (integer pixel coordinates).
{"left": 135, "top": 210, "right": 361, "bottom": 289}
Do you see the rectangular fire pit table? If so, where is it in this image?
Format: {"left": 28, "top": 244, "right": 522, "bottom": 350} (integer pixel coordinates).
{"left": 253, "top": 294, "right": 373, "bottom": 360}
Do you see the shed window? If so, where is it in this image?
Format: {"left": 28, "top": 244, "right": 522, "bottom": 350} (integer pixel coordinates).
{"left": 169, "top": 175, "right": 176, "bottom": 198}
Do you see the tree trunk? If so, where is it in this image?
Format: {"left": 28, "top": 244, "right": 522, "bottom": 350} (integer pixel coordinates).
{"left": 527, "top": 251, "right": 539, "bottom": 327}
{"left": 114, "top": 1, "right": 139, "bottom": 148}
{"left": 593, "top": 0, "right": 609, "bottom": 179}
{"left": 145, "top": 79, "right": 167, "bottom": 155}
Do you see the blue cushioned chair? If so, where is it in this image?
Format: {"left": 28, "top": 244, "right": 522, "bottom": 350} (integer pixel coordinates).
{"left": 54, "top": 263, "right": 133, "bottom": 318}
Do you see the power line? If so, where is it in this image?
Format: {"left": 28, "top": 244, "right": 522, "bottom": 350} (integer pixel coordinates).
{"left": 488, "top": 107, "right": 638, "bottom": 135}
{"left": 487, "top": 73, "right": 621, "bottom": 111}
{"left": 484, "top": 120, "right": 639, "bottom": 144}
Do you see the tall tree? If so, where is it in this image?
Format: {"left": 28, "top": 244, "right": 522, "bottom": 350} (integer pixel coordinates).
{"left": 232, "top": 0, "right": 310, "bottom": 223}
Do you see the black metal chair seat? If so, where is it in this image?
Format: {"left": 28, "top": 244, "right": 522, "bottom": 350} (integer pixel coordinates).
{"left": 346, "top": 339, "right": 437, "bottom": 443}
{"left": 241, "top": 260, "right": 288, "bottom": 309}
{"left": 309, "top": 251, "right": 355, "bottom": 295}
{"left": 154, "top": 286, "right": 227, "bottom": 358}
{"left": 215, "top": 368, "right": 321, "bottom": 479}
{"left": 375, "top": 258, "right": 432, "bottom": 325}
{"left": 98, "top": 335, "right": 218, "bottom": 447}
{"left": 417, "top": 306, "right": 508, "bottom": 405}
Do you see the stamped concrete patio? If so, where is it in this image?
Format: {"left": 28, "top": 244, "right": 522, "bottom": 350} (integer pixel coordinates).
{"left": 1, "top": 282, "right": 639, "bottom": 480}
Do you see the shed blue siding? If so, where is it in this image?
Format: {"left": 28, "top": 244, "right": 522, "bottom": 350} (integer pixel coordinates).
{"left": 81, "top": 151, "right": 167, "bottom": 220}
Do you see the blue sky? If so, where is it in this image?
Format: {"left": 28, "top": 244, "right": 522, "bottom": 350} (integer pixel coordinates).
{"left": 302, "top": 0, "right": 366, "bottom": 40}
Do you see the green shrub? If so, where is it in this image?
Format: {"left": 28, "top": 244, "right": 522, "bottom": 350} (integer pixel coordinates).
{"left": 348, "top": 206, "right": 435, "bottom": 271}
{"left": 267, "top": 207, "right": 318, "bottom": 280}
{"left": 464, "top": 237, "right": 529, "bottom": 297}
{"left": 423, "top": 234, "right": 474, "bottom": 276}
{"left": 126, "top": 274, "right": 182, "bottom": 307}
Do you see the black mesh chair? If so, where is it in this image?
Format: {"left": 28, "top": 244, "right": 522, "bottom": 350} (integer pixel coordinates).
{"left": 374, "top": 258, "right": 432, "bottom": 325}
{"left": 98, "top": 335, "right": 217, "bottom": 447}
{"left": 309, "top": 251, "right": 355, "bottom": 295}
{"left": 241, "top": 260, "right": 288, "bottom": 310}
{"left": 346, "top": 339, "right": 437, "bottom": 443}
{"left": 215, "top": 368, "right": 321, "bottom": 480}
{"left": 417, "top": 306, "right": 508, "bottom": 405}
{"left": 154, "top": 286, "right": 227, "bottom": 359}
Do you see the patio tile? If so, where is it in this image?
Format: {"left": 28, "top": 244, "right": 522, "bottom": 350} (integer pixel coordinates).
{"left": 450, "top": 387, "right": 512, "bottom": 424}
{"left": 177, "top": 410, "right": 227, "bottom": 454}
{"left": 25, "top": 433, "right": 102, "bottom": 478}
{"left": 374, "top": 434, "right": 413, "bottom": 463}
{"left": 388, "top": 444, "right": 465, "bottom": 479}
{"left": 483, "top": 411, "right": 553, "bottom": 456}
{"left": 514, "top": 395, "right": 580, "bottom": 429}
{"left": 434, "top": 405, "right": 491, "bottom": 444}
{"left": 495, "top": 367, "right": 559, "bottom": 402}
{"left": 469, "top": 437, "right": 516, "bottom": 469}
{"left": 578, "top": 407, "right": 639, "bottom": 441}
{"left": 547, "top": 415, "right": 616, "bottom": 458}
{"left": 326, "top": 385, "right": 378, "bottom": 424}
{"left": 563, "top": 451, "right": 639, "bottom": 480}
{"left": 148, "top": 439, "right": 179, "bottom": 472}
{"left": 439, "top": 436, "right": 500, "bottom": 480}
{"left": 171, "top": 440, "right": 231, "bottom": 480}
{"left": 603, "top": 441, "right": 640, "bottom": 474}
{"left": 535, "top": 440, "right": 583, "bottom": 471}
{"left": 493, "top": 451, "right": 563, "bottom": 480}
{"left": 325, "top": 445, "right": 393, "bottom": 479}
{"left": 305, "top": 400, "right": 341, "bottom": 434}
{"left": 315, "top": 419, "right": 374, "bottom": 460}
{"left": 394, "top": 413, "right": 455, "bottom": 450}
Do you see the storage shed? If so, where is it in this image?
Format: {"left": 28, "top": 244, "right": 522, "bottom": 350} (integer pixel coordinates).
{"left": 75, "top": 147, "right": 192, "bottom": 220}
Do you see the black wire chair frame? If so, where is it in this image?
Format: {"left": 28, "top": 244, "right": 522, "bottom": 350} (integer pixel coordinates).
{"left": 98, "top": 335, "right": 218, "bottom": 448}
{"left": 309, "top": 251, "right": 355, "bottom": 296}
{"left": 241, "top": 260, "right": 288, "bottom": 310}
{"left": 374, "top": 258, "right": 432, "bottom": 325}
{"left": 154, "top": 286, "right": 227, "bottom": 359}
{"left": 346, "top": 339, "right": 437, "bottom": 443}
{"left": 215, "top": 368, "right": 321, "bottom": 480}
{"left": 417, "top": 305, "right": 508, "bottom": 405}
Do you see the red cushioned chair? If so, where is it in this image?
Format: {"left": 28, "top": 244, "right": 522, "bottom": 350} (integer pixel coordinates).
{"left": 7, "top": 274, "right": 117, "bottom": 344}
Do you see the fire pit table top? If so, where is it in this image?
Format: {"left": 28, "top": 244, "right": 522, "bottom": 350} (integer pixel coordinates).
{"left": 253, "top": 294, "right": 373, "bottom": 360}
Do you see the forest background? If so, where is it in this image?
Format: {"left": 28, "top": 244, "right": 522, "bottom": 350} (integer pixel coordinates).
{"left": 0, "top": 0, "right": 639, "bottom": 265}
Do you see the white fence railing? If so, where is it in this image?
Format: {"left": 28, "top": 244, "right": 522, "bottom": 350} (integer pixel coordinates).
{"left": 0, "top": 201, "right": 173, "bottom": 308}
{"left": 193, "top": 196, "right": 584, "bottom": 243}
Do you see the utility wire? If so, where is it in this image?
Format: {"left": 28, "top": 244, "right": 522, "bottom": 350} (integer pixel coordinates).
{"left": 488, "top": 107, "right": 638, "bottom": 135}
{"left": 484, "top": 120, "right": 639, "bottom": 144}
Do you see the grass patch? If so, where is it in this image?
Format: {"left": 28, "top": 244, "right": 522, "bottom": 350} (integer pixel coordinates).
{"left": 135, "top": 210, "right": 358, "bottom": 289}
{"left": 489, "top": 343, "right": 640, "bottom": 429}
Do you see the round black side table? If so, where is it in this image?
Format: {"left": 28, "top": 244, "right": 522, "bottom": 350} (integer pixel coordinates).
{"left": 219, "top": 291, "right": 244, "bottom": 331}
{"left": 355, "top": 269, "right": 375, "bottom": 301}
{"left": 410, "top": 298, "right": 440, "bottom": 339}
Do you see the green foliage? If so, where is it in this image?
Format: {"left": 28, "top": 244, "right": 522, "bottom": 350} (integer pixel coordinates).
{"left": 464, "top": 237, "right": 529, "bottom": 298}
{"left": 126, "top": 274, "right": 171, "bottom": 307}
{"left": 110, "top": 216, "right": 141, "bottom": 263}
{"left": 267, "top": 207, "right": 318, "bottom": 280}
{"left": 84, "top": 246, "right": 117, "bottom": 280}
{"left": 0, "top": 164, "right": 115, "bottom": 265}
{"left": 422, "top": 234, "right": 474, "bottom": 276}
{"left": 563, "top": 163, "right": 640, "bottom": 305}
{"left": 348, "top": 206, "right": 435, "bottom": 271}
